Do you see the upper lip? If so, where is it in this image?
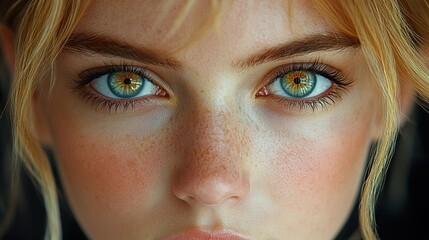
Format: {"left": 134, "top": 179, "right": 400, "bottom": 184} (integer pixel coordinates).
{"left": 165, "top": 229, "right": 248, "bottom": 240}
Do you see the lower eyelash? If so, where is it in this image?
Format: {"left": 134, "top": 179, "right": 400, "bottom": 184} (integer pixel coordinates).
{"left": 72, "top": 63, "right": 168, "bottom": 113}
{"left": 76, "top": 91, "right": 154, "bottom": 113}
{"left": 259, "top": 60, "right": 354, "bottom": 112}
{"left": 269, "top": 84, "right": 346, "bottom": 112}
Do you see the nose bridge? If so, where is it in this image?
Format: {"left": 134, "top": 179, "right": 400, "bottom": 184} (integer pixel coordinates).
{"left": 173, "top": 104, "right": 251, "bottom": 205}
{"left": 187, "top": 108, "right": 245, "bottom": 178}
{"left": 192, "top": 107, "right": 242, "bottom": 157}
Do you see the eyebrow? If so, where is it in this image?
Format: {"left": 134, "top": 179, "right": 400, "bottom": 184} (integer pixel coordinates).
{"left": 63, "top": 33, "right": 182, "bottom": 69}
{"left": 64, "top": 32, "right": 359, "bottom": 70}
{"left": 234, "top": 33, "right": 360, "bottom": 69}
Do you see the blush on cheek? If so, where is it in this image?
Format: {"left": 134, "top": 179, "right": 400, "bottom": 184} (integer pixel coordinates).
{"left": 260, "top": 106, "right": 373, "bottom": 237}
{"left": 52, "top": 128, "right": 168, "bottom": 237}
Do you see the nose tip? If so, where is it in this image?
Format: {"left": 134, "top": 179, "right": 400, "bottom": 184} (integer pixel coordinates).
{"left": 173, "top": 168, "right": 250, "bottom": 206}
{"left": 172, "top": 106, "right": 251, "bottom": 207}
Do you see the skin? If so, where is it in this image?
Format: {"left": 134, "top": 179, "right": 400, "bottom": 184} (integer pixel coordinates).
{"left": 31, "top": 0, "right": 384, "bottom": 239}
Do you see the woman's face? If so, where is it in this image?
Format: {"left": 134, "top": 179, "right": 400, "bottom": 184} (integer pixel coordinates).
{"left": 35, "top": 0, "right": 382, "bottom": 239}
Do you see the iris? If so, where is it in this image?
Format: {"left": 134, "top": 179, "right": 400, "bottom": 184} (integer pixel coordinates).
{"left": 108, "top": 72, "right": 144, "bottom": 98}
{"left": 280, "top": 71, "right": 316, "bottom": 97}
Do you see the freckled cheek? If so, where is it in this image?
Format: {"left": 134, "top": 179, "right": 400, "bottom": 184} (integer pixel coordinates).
{"left": 260, "top": 110, "right": 373, "bottom": 228}
{"left": 266, "top": 139, "right": 363, "bottom": 206}
{"left": 51, "top": 126, "right": 170, "bottom": 233}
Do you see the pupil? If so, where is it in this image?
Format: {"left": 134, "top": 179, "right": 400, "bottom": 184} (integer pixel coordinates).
{"left": 123, "top": 78, "right": 132, "bottom": 84}
{"left": 293, "top": 77, "right": 301, "bottom": 84}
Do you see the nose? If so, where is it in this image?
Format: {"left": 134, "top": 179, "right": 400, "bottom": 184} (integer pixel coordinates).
{"left": 172, "top": 108, "right": 250, "bottom": 206}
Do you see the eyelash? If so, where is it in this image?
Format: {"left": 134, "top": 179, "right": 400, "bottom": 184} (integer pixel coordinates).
{"left": 258, "top": 61, "right": 353, "bottom": 112}
{"left": 73, "top": 64, "right": 166, "bottom": 113}
{"left": 73, "top": 61, "right": 352, "bottom": 113}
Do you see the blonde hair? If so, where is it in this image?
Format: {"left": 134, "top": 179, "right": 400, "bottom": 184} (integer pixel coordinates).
{"left": 2, "top": 0, "right": 428, "bottom": 239}
{"left": 314, "top": 1, "right": 429, "bottom": 239}
{"left": 3, "top": 1, "right": 88, "bottom": 239}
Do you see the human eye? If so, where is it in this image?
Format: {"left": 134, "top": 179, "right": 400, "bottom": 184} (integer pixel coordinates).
{"left": 257, "top": 61, "right": 353, "bottom": 112}
{"left": 73, "top": 65, "right": 168, "bottom": 113}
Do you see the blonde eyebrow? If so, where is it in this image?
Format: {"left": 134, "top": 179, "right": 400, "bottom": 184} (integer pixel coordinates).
{"left": 234, "top": 33, "right": 360, "bottom": 69}
{"left": 63, "top": 33, "right": 182, "bottom": 69}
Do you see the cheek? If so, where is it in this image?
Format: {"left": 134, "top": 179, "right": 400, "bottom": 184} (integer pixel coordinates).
{"left": 47, "top": 108, "right": 173, "bottom": 237}
{"left": 257, "top": 100, "right": 376, "bottom": 237}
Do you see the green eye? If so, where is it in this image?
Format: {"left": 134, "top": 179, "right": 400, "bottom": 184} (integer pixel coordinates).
{"left": 261, "top": 63, "right": 349, "bottom": 111}
{"left": 108, "top": 72, "right": 144, "bottom": 98}
{"left": 88, "top": 66, "right": 163, "bottom": 100}
{"left": 280, "top": 71, "right": 316, "bottom": 97}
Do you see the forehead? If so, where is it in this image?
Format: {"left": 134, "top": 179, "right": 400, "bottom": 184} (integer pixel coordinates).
{"left": 75, "top": 0, "right": 333, "bottom": 52}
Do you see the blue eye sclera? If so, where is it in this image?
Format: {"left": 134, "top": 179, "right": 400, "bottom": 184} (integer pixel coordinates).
{"left": 89, "top": 69, "right": 161, "bottom": 100}
{"left": 267, "top": 70, "right": 332, "bottom": 99}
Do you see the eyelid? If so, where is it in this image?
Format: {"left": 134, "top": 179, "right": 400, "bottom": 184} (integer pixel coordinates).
{"left": 256, "top": 60, "right": 352, "bottom": 96}
{"left": 266, "top": 61, "right": 349, "bottom": 86}
{"left": 255, "top": 60, "right": 354, "bottom": 112}
{"left": 71, "top": 64, "right": 174, "bottom": 113}
{"left": 80, "top": 65, "right": 150, "bottom": 84}
{"left": 75, "top": 64, "right": 173, "bottom": 95}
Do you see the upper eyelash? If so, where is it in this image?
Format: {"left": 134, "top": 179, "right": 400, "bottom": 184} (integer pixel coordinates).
{"left": 269, "top": 60, "right": 353, "bottom": 87}
{"left": 73, "top": 64, "right": 152, "bottom": 88}
{"left": 71, "top": 64, "right": 164, "bottom": 113}
{"left": 261, "top": 60, "right": 354, "bottom": 111}
{"left": 72, "top": 61, "right": 352, "bottom": 113}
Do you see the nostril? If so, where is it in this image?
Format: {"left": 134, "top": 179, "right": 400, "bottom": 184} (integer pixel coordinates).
{"left": 172, "top": 172, "right": 249, "bottom": 206}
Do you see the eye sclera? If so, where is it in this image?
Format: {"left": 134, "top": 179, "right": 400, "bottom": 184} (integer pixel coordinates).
{"left": 78, "top": 65, "right": 171, "bottom": 96}
{"left": 255, "top": 61, "right": 352, "bottom": 111}
{"left": 73, "top": 65, "right": 172, "bottom": 113}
